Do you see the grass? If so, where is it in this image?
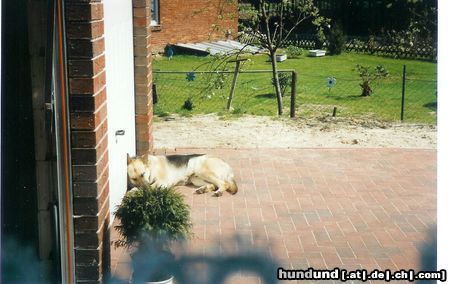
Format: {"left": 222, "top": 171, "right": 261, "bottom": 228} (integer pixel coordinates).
{"left": 152, "top": 51, "right": 437, "bottom": 124}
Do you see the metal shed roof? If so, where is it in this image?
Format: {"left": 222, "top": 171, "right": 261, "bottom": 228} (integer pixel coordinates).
{"left": 174, "top": 40, "right": 263, "bottom": 55}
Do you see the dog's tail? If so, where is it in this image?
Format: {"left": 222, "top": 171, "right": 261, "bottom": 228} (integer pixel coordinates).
{"left": 226, "top": 179, "right": 238, "bottom": 195}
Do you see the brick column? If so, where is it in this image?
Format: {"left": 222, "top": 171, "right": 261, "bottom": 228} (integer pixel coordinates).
{"left": 132, "top": 0, "right": 153, "bottom": 155}
{"left": 65, "top": 1, "right": 111, "bottom": 283}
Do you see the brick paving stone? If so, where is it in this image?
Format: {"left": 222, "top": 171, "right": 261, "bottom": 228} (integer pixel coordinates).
{"left": 111, "top": 148, "right": 436, "bottom": 283}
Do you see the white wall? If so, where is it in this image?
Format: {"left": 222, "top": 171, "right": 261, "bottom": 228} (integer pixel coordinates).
{"left": 103, "top": 0, "right": 136, "bottom": 221}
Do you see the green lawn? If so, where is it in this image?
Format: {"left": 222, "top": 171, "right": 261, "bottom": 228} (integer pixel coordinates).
{"left": 152, "top": 51, "right": 437, "bottom": 124}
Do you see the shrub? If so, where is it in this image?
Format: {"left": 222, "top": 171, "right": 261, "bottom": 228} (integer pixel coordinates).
{"left": 384, "top": 21, "right": 436, "bottom": 59}
{"left": 355, "top": 64, "right": 389, "bottom": 97}
{"left": 272, "top": 72, "right": 291, "bottom": 97}
{"left": 285, "top": 45, "right": 303, "bottom": 59}
{"left": 314, "top": 29, "right": 326, "bottom": 49}
{"left": 327, "top": 24, "right": 346, "bottom": 55}
{"left": 114, "top": 185, "right": 192, "bottom": 281}
{"left": 182, "top": 98, "right": 194, "bottom": 110}
{"left": 114, "top": 185, "right": 192, "bottom": 250}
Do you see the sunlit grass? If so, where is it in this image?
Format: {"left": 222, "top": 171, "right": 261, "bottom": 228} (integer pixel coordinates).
{"left": 152, "top": 51, "right": 437, "bottom": 124}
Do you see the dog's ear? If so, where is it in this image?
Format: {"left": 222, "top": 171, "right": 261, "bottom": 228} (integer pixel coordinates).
{"left": 141, "top": 153, "right": 149, "bottom": 163}
{"left": 127, "top": 153, "right": 132, "bottom": 164}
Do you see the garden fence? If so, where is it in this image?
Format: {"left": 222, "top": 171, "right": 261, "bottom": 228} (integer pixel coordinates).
{"left": 153, "top": 70, "right": 297, "bottom": 117}
{"left": 294, "top": 68, "right": 436, "bottom": 124}
{"left": 240, "top": 33, "right": 437, "bottom": 61}
{"left": 152, "top": 67, "right": 436, "bottom": 124}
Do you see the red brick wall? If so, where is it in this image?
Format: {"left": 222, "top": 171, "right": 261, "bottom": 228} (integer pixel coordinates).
{"left": 151, "top": 0, "right": 238, "bottom": 53}
{"left": 133, "top": 0, "right": 154, "bottom": 155}
{"left": 65, "top": 1, "right": 111, "bottom": 283}
{"left": 65, "top": 0, "right": 154, "bottom": 282}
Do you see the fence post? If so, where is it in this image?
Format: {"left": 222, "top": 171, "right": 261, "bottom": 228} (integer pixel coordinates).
{"left": 400, "top": 65, "right": 406, "bottom": 121}
{"left": 290, "top": 71, "right": 297, "bottom": 118}
{"left": 227, "top": 59, "right": 247, "bottom": 111}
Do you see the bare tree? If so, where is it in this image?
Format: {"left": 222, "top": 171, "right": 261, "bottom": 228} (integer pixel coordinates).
{"left": 242, "top": 0, "right": 327, "bottom": 115}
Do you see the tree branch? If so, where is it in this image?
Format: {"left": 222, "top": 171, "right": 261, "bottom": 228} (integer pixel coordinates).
{"left": 277, "top": 2, "right": 284, "bottom": 48}
{"left": 281, "top": 13, "right": 312, "bottom": 46}
{"left": 261, "top": 0, "right": 273, "bottom": 51}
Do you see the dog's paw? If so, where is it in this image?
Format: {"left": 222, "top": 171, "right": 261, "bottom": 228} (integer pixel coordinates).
{"left": 212, "top": 190, "right": 223, "bottom": 197}
{"left": 195, "top": 187, "right": 206, "bottom": 194}
{"left": 128, "top": 187, "right": 139, "bottom": 193}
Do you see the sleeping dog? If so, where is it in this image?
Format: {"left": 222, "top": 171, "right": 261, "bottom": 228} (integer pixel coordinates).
{"left": 127, "top": 153, "right": 238, "bottom": 197}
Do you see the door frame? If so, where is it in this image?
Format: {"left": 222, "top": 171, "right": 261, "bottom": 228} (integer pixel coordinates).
{"left": 0, "top": 0, "right": 3, "bottom": 277}
{"left": 54, "top": 0, "right": 76, "bottom": 281}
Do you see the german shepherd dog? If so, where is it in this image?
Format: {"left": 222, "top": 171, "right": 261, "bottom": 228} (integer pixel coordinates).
{"left": 127, "top": 153, "right": 238, "bottom": 197}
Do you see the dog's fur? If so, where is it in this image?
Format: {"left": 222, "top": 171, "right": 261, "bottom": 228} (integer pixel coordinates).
{"left": 127, "top": 153, "right": 238, "bottom": 197}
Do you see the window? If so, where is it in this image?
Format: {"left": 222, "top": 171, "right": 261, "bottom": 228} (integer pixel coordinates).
{"left": 151, "top": 0, "right": 160, "bottom": 26}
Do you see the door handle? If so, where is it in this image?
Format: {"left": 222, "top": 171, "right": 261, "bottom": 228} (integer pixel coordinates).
{"left": 115, "top": 130, "right": 125, "bottom": 136}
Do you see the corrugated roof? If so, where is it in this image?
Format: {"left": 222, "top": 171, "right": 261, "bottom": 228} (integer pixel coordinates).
{"left": 174, "top": 40, "right": 263, "bottom": 55}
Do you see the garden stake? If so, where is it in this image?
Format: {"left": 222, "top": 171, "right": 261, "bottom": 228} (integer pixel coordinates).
{"left": 290, "top": 71, "right": 297, "bottom": 118}
{"left": 401, "top": 65, "right": 406, "bottom": 121}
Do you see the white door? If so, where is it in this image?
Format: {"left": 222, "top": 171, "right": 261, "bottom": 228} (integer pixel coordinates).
{"left": 103, "top": 0, "right": 136, "bottom": 221}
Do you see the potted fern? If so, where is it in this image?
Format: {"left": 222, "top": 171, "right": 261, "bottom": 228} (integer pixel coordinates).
{"left": 114, "top": 185, "right": 192, "bottom": 284}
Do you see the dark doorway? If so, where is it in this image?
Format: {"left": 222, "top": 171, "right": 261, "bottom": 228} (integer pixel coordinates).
{"left": 1, "top": 0, "right": 62, "bottom": 282}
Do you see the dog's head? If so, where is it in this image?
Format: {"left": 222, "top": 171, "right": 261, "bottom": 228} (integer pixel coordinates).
{"left": 127, "top": 153, "right": 151, "bottom": 187}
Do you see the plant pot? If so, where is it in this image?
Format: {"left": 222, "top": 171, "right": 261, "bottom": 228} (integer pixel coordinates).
{"left": 145, "top": 275, "right": 174, "bottom": 284}
{"left": 308, "top": 49, "right": 326, "bottom": 57}
{"left": 133, "top": 268, "right": 175, "bottom": 284}
{"left": 275, "top": 54, "right": 287, "bottom": 62}
{"left": 131, "top": 249, "right": 175, "bottom": 284}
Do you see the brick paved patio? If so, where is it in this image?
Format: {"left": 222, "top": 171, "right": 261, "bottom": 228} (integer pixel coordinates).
{"left": 111, "top": 148, "right": 436, "bottom": 283}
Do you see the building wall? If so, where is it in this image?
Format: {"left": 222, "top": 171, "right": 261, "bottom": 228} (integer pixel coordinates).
{"left": 151, "top": 0, "right": 238, "bottom": 53}
{"left": 65, "top": 0, "right": 153, "bottom": 282}
{"left": 133, "top": 0, "right": 154, "bottom": 155}
{"left": 65, "top": 1, "right": 111, "bottom": 282}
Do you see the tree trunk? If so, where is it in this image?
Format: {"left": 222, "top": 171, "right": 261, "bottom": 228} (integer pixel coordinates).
{"left": 270, "top": 51, "right": 283, "bottom": 115}
{"left": 360, "top": 82, "right": 372, "bottom": 96}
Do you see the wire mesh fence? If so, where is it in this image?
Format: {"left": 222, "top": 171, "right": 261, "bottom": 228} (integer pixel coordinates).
{"left": 152, "top": 68, "right": 437, "bottom": 124}
{"left": 295, "top": 70, "right": 436, "bottom": 124}
{"left": 402, "top": 78, "right": 437, "bottom": 123}
{"left": 153, "top": 70, "right": 295, "bottom": 117}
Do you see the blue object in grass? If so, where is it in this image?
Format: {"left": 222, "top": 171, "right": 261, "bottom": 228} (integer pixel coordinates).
{"left": 186, "top": 72, "right": 196, "bottom": 82}
{"left": 326, "top": 76, "right": 337, "bottom": 90}
{"left": 166, "top": 46, "right": 174, "bottom": 60}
